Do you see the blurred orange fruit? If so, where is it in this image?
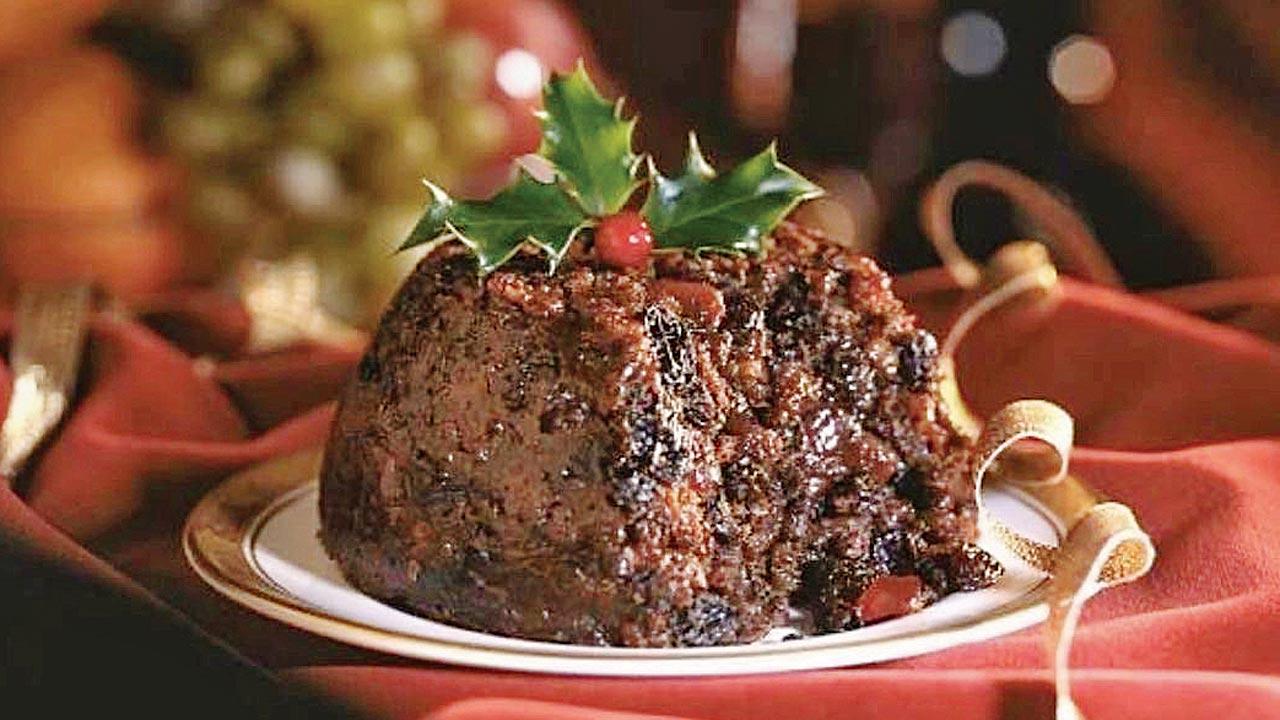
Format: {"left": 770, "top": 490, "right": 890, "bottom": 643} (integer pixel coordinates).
{"left": 0, "top": 0, "right": 113, "bottom": 61}
{"left": 0, "top": 48, "right": 170, "bottom": 214}
{"left": 0, "top": 47, "right": 184, "bottom": 295}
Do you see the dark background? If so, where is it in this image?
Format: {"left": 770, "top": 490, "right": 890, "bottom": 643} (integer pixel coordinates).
{"left": 564, "top": 0, "right": 1245, "bottom": 288}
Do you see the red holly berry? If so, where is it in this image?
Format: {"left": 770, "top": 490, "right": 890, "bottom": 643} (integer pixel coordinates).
{"left": 594, "top": 211, "right": 653, "bottom": 269}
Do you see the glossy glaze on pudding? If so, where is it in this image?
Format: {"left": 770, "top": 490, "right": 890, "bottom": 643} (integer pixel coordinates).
{"left": 320, "top": 221, "right": 1000, "bottom": 647}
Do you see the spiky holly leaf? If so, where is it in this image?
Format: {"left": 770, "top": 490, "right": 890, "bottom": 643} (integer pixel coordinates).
{"left": 399, "top": 171, "right": 590, "bottom": 274}
{"left": 399, "top": 66, "right": 824, "bottom": 275}
{"left": 538, "top": 62, "right": 640, "bottom": 216}
{"left": 398, "top": 180, "right": 454, "bottom": 252}
{"left": 642, "top": 135, "right": 824, "bottom": 255}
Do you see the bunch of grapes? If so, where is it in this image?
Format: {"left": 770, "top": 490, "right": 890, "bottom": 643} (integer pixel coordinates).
{"left": 105, "top": 0, "right": 513, "bottom": 321}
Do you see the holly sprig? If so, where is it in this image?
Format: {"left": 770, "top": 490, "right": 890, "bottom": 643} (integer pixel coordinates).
{"left": 401, "top": 62, "right": 823, "bottom": 274}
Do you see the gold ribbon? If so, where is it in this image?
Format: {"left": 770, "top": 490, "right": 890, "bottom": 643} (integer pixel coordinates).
{"left": 936, "top": 242, "right": 1155, "bottom": 719}
{"left": 919, "top": 159, "right": 1163, "bottom": 719}
{"left": 237, "top": 254, "right": 366, "bottom": 353}
{"left": 919, "top": 160, "right": 1124, "bottom": 290}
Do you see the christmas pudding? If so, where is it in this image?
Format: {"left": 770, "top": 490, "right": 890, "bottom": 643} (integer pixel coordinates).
{"left": 319, "top": 67, "right": 1000, "bottom": 646}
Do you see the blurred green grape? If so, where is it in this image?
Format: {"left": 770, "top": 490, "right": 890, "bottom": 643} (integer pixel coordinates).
{"left": 197, "top": 42, "right": 272, "bottom": 100}
{"left": 121, "top": 0, "right": 511, "bottom": 324}
{"left": 357, "top": 115, "right": 440, "bottom": 197}
{"left": 227, "top": 5, "right": 302, "bottom": 64}
{"left": 446, "top": 102, "right": 507, "bottom": 159}
{"left": 437, "top": 33, "right": 493, "bottom": 99}
{"left": 388, "top": 114, "right": 441, "bottom": 161}
{"left": 279, "top": 86, "right": 353, "bottom": 154}
{"left": 310, "top": 0, "right": 411, "bottom": 57}
{"left": 322, "top": 51, "right": 421, "bottom": 120}
{"left": 362, "top": 203, "right": 425, "bottom": 256}
{"left": 160, "top": 99, "right": 271, "bottom": 160}
{"left": 272, "top": 0, "right": 347, "bottom": 24}
{"left": 356, "top": 202, "right": 432, "bottom": 319}
{"left": 268, "top": 146, "right": 347, "bottom": 218}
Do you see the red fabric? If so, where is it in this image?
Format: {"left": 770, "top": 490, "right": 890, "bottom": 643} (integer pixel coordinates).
{"left": 1, "top": 276, "right": 1279, "bottom": 719}
{"left": 299, "top": 669, "right": 1280, "bottom": 720}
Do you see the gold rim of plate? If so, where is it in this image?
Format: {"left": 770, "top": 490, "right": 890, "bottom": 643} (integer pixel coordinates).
{"left": 183, "top": 448, "right": 1054, "bottom": 675}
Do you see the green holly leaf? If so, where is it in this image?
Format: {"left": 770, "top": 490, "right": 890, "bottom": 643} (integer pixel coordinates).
{"left": 398, "top": 180, "right": 455, "bottom": 252}
{"left": 448, "top": 170, "right": 591, "bottom": 274}
{"left": 398, "top": 172, "right": 590, "bottom": 274}
{"left": 538, "top": 62, "right": 640, "bottom": 216}
{"left": 398, "top": 67, "right": 824, "bottom": 276}
{"left": 642, "top": 135, "right": 824, "bottom": 255}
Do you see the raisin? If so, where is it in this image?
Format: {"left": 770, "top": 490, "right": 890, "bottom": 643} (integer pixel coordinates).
{"left": 500, "top": 347, "right": 558, "bottom": 412}
{"left": 766, "top": 273, "right": 813, "bottom": 334}
{"left": 822, "top": 480, "right": 864, "bottom": 517}
{"left": 870, "top": 528, "right": 917, "bottom": 575}
{"left": 765, "top": 272, "right": 822, "bottom": 361}
{"left": 826, "top": 342, "right": 878, "bottom": 412}
{"left": 610, "top": 468, "right": 655, "bottom": 508}
{"left": 608, "top": 403, "right": 678, "bottom": 508}
{"left": 683, "top": 395, "right": 718, "bottom": 428}
{"left": 794, "top": 555, "right": 872, "bottom": 632}
{"left": 722, "top": 457, "right": 780, "bottom": 506}
{"left": 892, "top": 467, "right": 934, "bottom": 510}
{"left": 675, "top": 593, "right": 737, "bottom": 646}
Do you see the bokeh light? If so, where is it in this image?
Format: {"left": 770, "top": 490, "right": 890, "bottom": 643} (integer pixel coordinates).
{"left": 495, "top": 48, "right": 545, "bottom": 100}
{"left": 941, "top": 11, "right": 1007, "bottom": 78}
{"left": 1049, "top": 35, "right": 1116, "bottom": 105}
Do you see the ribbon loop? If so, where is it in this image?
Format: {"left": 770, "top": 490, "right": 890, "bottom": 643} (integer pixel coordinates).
{"left": 966, "top": 394, "right": 1155, "bottom": 720}
{"left": 973, "top": 400, "right": 1073, "bottom": 491}
{"left": 919, "top": 160, "right": 1123, "bottom": 289}
{"left": 927, "top": 221, "right": 1156, "bottom": 720}
{"left": 921, "top": 160, "right": 1158, "bottom": 720}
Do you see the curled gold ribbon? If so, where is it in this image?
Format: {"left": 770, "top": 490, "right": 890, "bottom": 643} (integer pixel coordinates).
{"left": 939, "top": 245, "right": 1155, "bottom": 720}
{"left": 920, "top": 160, "right": 1124, "bottom": 290}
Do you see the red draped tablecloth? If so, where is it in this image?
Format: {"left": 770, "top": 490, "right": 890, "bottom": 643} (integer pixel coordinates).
{"left": 2, "top": 273, "right": 1279, "bottom": 720}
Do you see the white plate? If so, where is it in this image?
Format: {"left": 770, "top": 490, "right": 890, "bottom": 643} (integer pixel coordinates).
{"left": 184, "top": 450, "right": 1055, "bottom": 676}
